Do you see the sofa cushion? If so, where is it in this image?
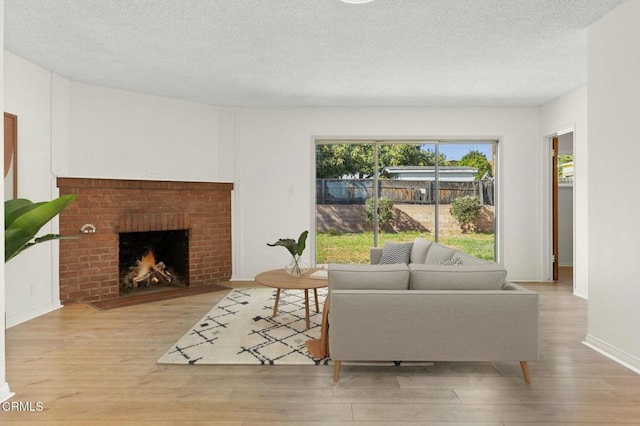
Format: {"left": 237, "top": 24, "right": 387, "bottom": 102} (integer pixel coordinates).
{"left": 454, "top": 251, "right": 491, "bottom": 265}
{"left": 424, "top": 243, "right": 456, "bottom": 264}
{"left": 436, "top": 256, "right": 462, "bottom": 265}
{"left": 409, "top": 263, "right": 507, "bottom": 290}
{"left": 379, "top": 241, "right": 413, "bottom": 264}
{"left": 329, "top": 263, "right": 410, "bottom": 290}
{"left": 410, "top": 237, "right": 432, "bottom": 263}
{"left": 370, "top": 247, "right": 383, "bottom": 264}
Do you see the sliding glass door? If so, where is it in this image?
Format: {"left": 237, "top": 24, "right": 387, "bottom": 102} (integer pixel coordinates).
{"left": 315, "top": 142, "right": 376, "bottom": 264}
{"left": 436, "top": 142, "right": 496, "bottom": 261}
{"left": 315, "top": 140, "right": 496, "bottom": 265}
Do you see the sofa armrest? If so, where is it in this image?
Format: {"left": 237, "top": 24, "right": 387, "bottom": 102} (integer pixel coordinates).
{"left": 370, "top": 247, "right": 383, "bottom": 264}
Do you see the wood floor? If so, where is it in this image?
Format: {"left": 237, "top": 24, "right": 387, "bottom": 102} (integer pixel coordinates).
{"left": 3, "top": 267, "right": 640, "bottom": 424}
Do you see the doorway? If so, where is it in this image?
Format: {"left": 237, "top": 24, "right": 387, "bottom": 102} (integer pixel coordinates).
{"left": 551, "top": 132, "right": 574, "bottom": 282}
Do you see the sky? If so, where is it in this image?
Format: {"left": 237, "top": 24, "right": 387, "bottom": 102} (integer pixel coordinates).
{"left": 428, "top": 143, "right": 494, "bottom": 161}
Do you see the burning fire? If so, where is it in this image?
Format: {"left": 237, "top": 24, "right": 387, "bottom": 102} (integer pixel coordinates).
{"left": 136, "top": 250, "right": 156, "bottom": 278}
{"left": 122, "top": 247, "right": 173, "bottom": 292}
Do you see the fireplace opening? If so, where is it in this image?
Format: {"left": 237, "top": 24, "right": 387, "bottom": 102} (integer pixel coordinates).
{"left": 119, "top": 230, "right": 189, "bottom": 295}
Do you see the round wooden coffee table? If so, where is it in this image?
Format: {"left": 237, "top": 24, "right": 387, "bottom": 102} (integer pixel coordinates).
{"left": 254, "top": 268, "right": 327, "bottom": 329}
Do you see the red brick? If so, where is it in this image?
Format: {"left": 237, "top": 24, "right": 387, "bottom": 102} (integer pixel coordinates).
{"left": 58, "top": 178, "right": 233, "bottom": 304}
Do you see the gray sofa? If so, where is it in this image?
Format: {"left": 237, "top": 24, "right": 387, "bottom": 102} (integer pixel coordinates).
{"left": 327, "top": 238, "right": 539, "bottom": 383}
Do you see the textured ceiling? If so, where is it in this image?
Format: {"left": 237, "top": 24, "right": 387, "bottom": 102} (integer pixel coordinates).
{"left": 4, "top": 0, "right": 625, "bottom": 107}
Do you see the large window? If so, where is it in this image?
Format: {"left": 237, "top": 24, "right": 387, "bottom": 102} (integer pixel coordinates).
{"left": 315, "top": 140, "right": 497, "bottom": 264}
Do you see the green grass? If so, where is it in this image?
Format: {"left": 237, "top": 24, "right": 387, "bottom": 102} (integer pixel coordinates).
{"left": 438, "top": 233, "right": 495, "bottom": 260}
{"left": 316, "top": 231, "right": 495, "bottom": 264}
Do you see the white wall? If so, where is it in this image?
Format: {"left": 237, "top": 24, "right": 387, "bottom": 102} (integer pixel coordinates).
{"left": 1, "top": 0, "right": 17, "bottom": 403}
{"left": 62, "top": 82, "right": 224, "bottom": 182}
{"left": 3, "top": 52, "right": 62, "bottom": 327}
{"left": 585, "top": 0, "right": 640, "bottom": 373}
{"left": 3, "top": 54, "right": 553, "bottom": 326}
{"left": 3, "top": 52, "right": 228, "bottom": 327}
{"left": 227, "top": 107, "right": 544, "bottom": 281}
{"left": 540, "top": 86, "right": 588, "bottom": 298}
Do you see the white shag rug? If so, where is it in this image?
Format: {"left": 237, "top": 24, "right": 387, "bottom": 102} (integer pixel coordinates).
{"left": 158, "top": 287, "right": 329, "bottom": 365}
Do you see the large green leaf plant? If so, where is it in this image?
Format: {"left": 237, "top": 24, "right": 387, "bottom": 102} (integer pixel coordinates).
{"left": 5, "top": 194, "right": 77, "bottom": 262}
{"left": 267, "top": 230, "right": 308, "bottom": 276}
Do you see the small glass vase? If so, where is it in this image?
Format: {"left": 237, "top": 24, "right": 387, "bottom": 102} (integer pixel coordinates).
{"left": 285, "top": 256, "right": 308, "bottom": 277}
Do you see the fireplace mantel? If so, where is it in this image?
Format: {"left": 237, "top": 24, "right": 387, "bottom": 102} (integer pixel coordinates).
{"left": 57, "top": 178, "right": 233, "bottom": 304}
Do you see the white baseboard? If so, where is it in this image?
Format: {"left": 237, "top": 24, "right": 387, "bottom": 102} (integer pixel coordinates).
{"left": 6, "top": 302, "right": 63, "bottom": 328}
{"left": 0, "top": 383, "right": 15, "bottom": 403}
{"left": 572, "top": 290, "right": 588, "bottom": 300}
{"left": 583, "top": 334, "right": 640, "bottom": 375}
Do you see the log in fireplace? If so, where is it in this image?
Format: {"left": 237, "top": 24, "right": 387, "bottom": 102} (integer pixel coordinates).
{"left": 119, "top": 230, "right": 189, "bottom": 294}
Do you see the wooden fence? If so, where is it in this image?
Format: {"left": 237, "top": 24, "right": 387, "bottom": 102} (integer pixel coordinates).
{"left": 316, "top": 179, "right": 494, "bottom": 206}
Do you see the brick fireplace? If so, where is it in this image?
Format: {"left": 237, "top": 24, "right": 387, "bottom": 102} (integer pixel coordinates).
{"left": 57, "top": 178, "right": 233, "bottom": 304}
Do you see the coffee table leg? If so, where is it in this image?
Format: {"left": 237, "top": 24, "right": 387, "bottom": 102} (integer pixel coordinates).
{"left": 272, "top": 288, "right": 281, "bottom": 317}
{"left": 304, "top": 289, "right": 310, "bottom": 329}
{"left": 313, "top": 288, "right": 319, "bottom": 312}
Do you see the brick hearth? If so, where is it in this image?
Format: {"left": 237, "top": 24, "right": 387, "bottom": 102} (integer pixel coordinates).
{"left": 57, "top": 178, "right": 233, "bottom": 304}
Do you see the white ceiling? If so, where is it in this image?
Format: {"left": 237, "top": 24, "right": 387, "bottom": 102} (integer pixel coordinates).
{"left": 4, "top": 0, "right": 625, "bottom": 107}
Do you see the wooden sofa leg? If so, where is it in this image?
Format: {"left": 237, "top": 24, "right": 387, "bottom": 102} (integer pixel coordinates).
{"left": 520, "top": 361, "right": 531, "bottom": 384}
{"left": 333, "top": 361, "right": 342, "bottom": 382}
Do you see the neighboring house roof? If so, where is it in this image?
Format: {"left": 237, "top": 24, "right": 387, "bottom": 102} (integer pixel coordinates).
{"left": 383, "top": 166, "right": 478, "bottom": 181}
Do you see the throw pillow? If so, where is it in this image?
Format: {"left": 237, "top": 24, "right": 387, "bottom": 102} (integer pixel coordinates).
{"left": 424, "top": 243, "right": 457, "bottom": 264}
{"left": 379, "top": 241, "right": 413, "bottom": 264}
{"left": 410, "top": 237, "right": 432, "bottom": 263}
{"left": 454, "top": 252, "right": 491, "bottom": 265}
{"left": 436, "top": 256, "right": 462, "bottom": 265}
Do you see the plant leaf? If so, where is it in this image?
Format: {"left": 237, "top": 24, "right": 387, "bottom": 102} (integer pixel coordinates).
{"left": 267, "top": 230, "right": 309, "bottom": 257}
{"left": 5, "top": 194, "right": 77, "bottom": 262}
{"left": 5, "top": 199, "right": 44, "bottom": 228}
{"left": 34, "top": 234, "right": 77, "bottom": 244}
{"left": 266, "top": 238, "right": 297, "bottom": 257}
{"left": 296, "top": 230, "right": 308, "bottom": 256}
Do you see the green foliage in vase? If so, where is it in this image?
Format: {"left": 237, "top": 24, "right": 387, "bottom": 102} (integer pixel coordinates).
{"left": 267, "top": 230, "right": 308, "bottom": 258}
{"left": 267, "top": 230, "right": 309, "bottom": 276}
